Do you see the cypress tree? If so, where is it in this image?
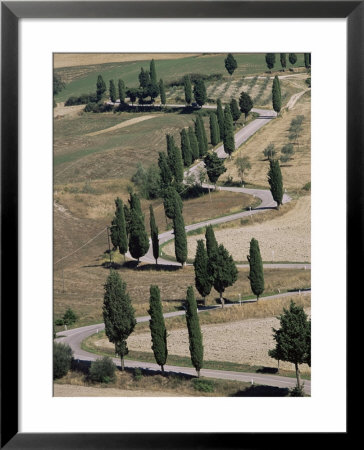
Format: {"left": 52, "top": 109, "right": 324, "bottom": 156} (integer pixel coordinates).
{"left": 109, "top": 79, "right": 117, "bottom": 103}
{"left": 304, "top": 53, "right": 311, "bottom": 69}
{"left": 123, "top": 203, "right": 131, "bottom": 237}
{"left": 148, "top": 285, "right": 167, "bottom": 372}
{"left": 149, "top": 59, "right": 158, "bottom": 85}
{"left": 158, "top": 152, "right": 173, "bottom": 191}
{"left": 188, "top": 126, "right": 200, "bottom": 161}
{"left": 149, "top": 204, "right": 159, "bottom": 265}
{"left": 272, "top": 75, "right": 282, "bottom": 116}
{"left": 112, "top": 197, "right": 128, "bottom": 260}
{"left": 280, "top": 53, "right": 287, "bottom": 71}
{"left": 128, "top": 208, "right": 149, "bottom": 263}
{"left": 239, "top": 91, "right": 253, "bottom": 119}
{"left": 209, "top": 244, "right": 238, "bottom": 308}
{"left": 216, "top": 99, "right": 225, "bottom": 138}
{"left": 118, "top": 79, "right": 126, "bottom": 103}
{"left": 185, "top": 286, "right": 203, "bottom": 377}
{"left": 268, "top": 158, "right": 284, "bottom": 209}
{"left": 195, "top": 115, "right": 208, "bottom": 158}
{"left": 139, "top": 67, "right": 150, "bottom": 89}
{"left": 289, "top": 53, "right": 297, "bottom": 66}
{"left": 184, "top": 74, "right": 192, "bottom": 105}
{"left": 128, "top": 192, "right": 143, "bottom": 218}
{"left": 224, "top": 53, "right": 238, "bottom": 76}
{"left": 247, "top": 238, "right": 265, "bottom": 300}
{"left": 103, "top": 270, "right": 136, "bottom": 370}
{"left": 193, "top": 240, "right": 213, "bottom": 305}
{"left": 193, "top": 79, "right": 207, "bottom": 107}
{"left": 173, "top": 205, "right": 187, "bottom": 267}
{"left": 166, "top": 134, "right": 184, "bottom": 184}
{"left": 223, "top": 105, "right": 235, "bottom": 157}
{"left": 205, "top": 225, "right": 218, "bottom": 259}
{"left": 265, "top": 53, "right": 276, "bottom": 71}
{"left": 159, "top": 79, "right": 166, "bottom": 105}
{"left": 96, "top": 75, "right": 106, "bottom": 101}
{"left": 163, "top": 186, "right": 183, "bottom": 220}
{"left": 230, "top": 98, "right": 241, "bottom": 124}
{"left": 180, "top": 128, "right": 192, "bottom": 167}
{"left": 209, "top": 113, "right": 220, "bottom": 146}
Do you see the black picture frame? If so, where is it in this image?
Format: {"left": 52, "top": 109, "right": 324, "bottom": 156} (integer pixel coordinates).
{"left": 1, "top": 1, "right": 359, "bottom": 448}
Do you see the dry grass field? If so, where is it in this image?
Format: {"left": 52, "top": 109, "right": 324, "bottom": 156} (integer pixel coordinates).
{"left": 221, "top": 90, "right": 311, "bottom": 190}
{"left": 54, "top": 53, "right": 200, "bottom": 69}
{"left": 86, "top": 296, "right": 311, "bottom": 372}
{"left": 163, "top": 195, "right": 311, "bottom": 263}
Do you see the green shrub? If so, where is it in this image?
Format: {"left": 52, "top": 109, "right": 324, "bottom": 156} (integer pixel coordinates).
{"left": 62, "top": 308, "right": 78, "bottom": 326}
{"left": 290, "top": 384, "right": 305, "bottom": 397}
{"left": 133, "top": 368, "right": 143, "bottom": 381}
{"left": 53, "top": 342, "right": 73, "bottom": 379}
{"left": 302, "top": 181, "right": 311, "bottom": 191}
{"left": 89, "top": 357, "right": 116, "bottom": 383}
{"left": 192, "top": 378, "right": 214, "bottom": 393}
{"left": 55, "top": 318, "right": 64, "bottom": 326}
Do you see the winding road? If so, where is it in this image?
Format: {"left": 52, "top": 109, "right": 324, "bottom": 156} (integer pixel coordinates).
{"left": 56, "top": 103, "right": 311, "bottom": 395}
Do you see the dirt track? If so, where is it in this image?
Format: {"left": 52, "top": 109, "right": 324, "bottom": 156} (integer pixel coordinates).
{"left": 54, "top": 384, "right": 192, "bottom": 397}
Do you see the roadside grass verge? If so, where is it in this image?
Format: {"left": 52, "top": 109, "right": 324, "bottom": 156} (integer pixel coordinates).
{"left": 54, "top": 367, "right": 294, "bottom": 397}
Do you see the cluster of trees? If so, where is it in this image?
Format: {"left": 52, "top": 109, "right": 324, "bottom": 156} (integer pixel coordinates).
{"left": 103, "top": 270, "right": 204, "bottom": 377}
{"left": 265, "top": 53, "right": 308, "bottom": 72}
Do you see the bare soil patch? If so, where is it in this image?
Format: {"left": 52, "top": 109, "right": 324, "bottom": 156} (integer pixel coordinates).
{"left": 163, "top": 196, "right": 311, "bottom": 263}
{"left": 54, "top": 53, "right": 200, "bottom": 68}
{"left": 85, "top": 115, "right": 157, "bottom": 137}
{"left": 53, "top": 103, "right": 85, "bottom": 119}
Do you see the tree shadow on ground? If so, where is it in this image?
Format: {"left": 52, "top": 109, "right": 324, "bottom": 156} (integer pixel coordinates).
{"left": 256, "top": 367, "right": 279, "bottom": 374}
{"left": 231, "top": 385, "right": 290, "bottom": 397}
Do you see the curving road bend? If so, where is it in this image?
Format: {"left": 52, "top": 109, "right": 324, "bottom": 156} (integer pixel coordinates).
{"left": 56, "top": 289, "right": 311, "bottom": 395}
{"left": 55, "top": 105, "right": 311, "bottom": 395}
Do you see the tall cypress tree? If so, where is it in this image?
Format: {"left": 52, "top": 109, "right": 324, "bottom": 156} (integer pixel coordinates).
{"left": 158, "top": 152, "right": 173, "bottom": 191}
{"left": 272, "top": 75, "right": 282, "bottom": 116}
{"left": 118, "top": 79, "right": 126, "bottom": 103}
{"left": 193, "top": 240, "right": 213, "bottom": 305}
{"left": 195, "top": 115, "right": 208, "bottom": 158}
{"left": 188, "top": 126, "right": 199, "bottom": 161}
{"left": 247, "top": 238, "right": 264, "bottom": 300}
{"left": 280, "top": 53, "right": 287, "bottom": 71}
{"left": 128, "top": 209, "right": 149, "bottom": 263}
{"left": 96, "top": 75, "right": 106, "bottom": 101}
{"left": 159, "top": 79, "right": 166, "bottom": 105}
{"left": 265, "top": 53, "right": 276, "bottom": 71}
{"left": 128, "top": 192, "right": 143, "bottom": 218}
{"left": 208, "top": 244, "right": 238, "bottom": 308}
{"left": 185, "top": 286, "right": 203, "bottom": 377}
{"left": 184, "top": 74, "right": 192, "bottom": 105}
{"left": 173, "top": 205, "right": 187, "bottom": 267}
{"left": 239, "top": 91, "right": 253, "bottom": 120}
{"left": 109, "top": 79, "right": 117, "bottom": 103}
{"left": 205, "top": 225, "right": 218, "bottom": 259}
{"left": 289, "top": 53, "right": 297, "bottom": 66}
{"left": 112, "top": 197, "right": 128, "bottom": 260}
{"left": 148, "top": 285, "right": 167, "bottom": 372}
{"left": 223, "top": 105, "right": 235, "bottom": 157}
{"left": 216, "top": 99, "right": 225, "bottom": 140}
{"left": 193, "top": 79, "right": 207, "bottom": 107}
{"left": 149, "top": 59, "right": 158, "bottom": 85}
{"left": 268, "top": 158, "right": 284, "bottom": 209}
{"left": 304, "top": 53, "right": 311, "bottom": 69}
{"left": 166, "top": 134, "right": 184, "bottom": 184}
{"left": 103, "top": 270, "right": 136, "bottom": 371}
{"left": 209, "top": 113, "right": 220, "bottom": 146}
{"left": 163, "top": 186, "right": 183, "bottom": 220}
{"left": 149, "top": 204, "right": 159, "bottom": 265}
{"left": 230, "top": 98, "right": 241, "bottom": 124}
{"left": 180, "top": 128, "right": 192, "bottom": 167}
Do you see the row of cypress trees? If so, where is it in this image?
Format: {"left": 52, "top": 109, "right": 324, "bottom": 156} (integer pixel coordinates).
{"left": 103, "top": 269, "right": 203, "bottom": 377}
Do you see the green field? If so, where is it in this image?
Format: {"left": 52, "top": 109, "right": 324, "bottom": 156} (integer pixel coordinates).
{"left": 54, "top": 53, "right": 306, "bottom": 102}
